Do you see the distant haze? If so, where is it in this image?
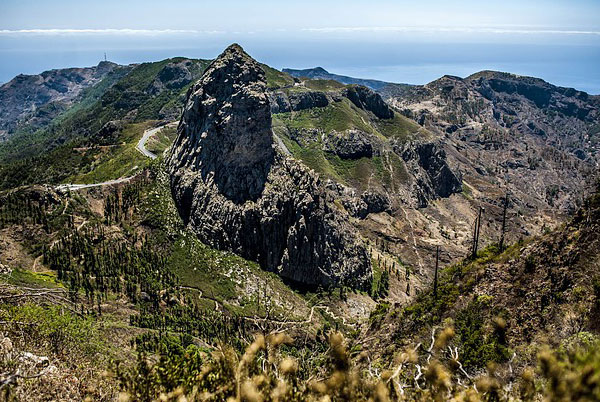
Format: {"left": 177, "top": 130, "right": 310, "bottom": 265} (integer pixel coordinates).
{"left": 1, "top": 0, "right": 599, "bottom": 93}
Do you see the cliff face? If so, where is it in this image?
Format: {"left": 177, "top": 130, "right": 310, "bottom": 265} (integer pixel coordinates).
{"left": 166, "top": 44, "right": 372, "bottom": 289}
{"left": 396, "top": 140, "right": 463, "bottom": 208}
{"left": 168, "top": 46, "right": 274, "bottom": 204}
{"left": 382, "top": 72, "right": 599, "bottom": 214}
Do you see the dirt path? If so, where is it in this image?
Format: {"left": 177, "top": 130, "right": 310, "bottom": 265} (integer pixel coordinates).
{"left": 55, "top": 176, "right": 137, "bottom": 192}
{"left": 273, "top": 133, "right": 291, "bottom": 156}
{"left": 31, "top": 256, "right": 42, "bottom": 272}
{"left": 136, "top": 121, "right": 178, "bottom": 159}
{"left": 178, "top": 285, "right": 340, "bottom": 326}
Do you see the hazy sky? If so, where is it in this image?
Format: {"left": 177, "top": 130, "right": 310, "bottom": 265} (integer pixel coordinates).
{"left": 1, "top": 0, "right": 599, "bottom": 92}
{"left": 2, "top": 0, "right": 600, "bottom": 32}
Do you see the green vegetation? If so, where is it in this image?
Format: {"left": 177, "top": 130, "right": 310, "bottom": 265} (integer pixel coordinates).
{"left": 167, "top": 235, "right": 239, "bottom": 302}
{"left": 116, "top": 334, "right": 207, "bottom": 400}
{"left": 304, "top": 79, "right": 346, "bottom": 91}
{"left": 0, "top": 58, "right": 210, "bottom": 189}
{"left": 375, "top": 112, "right": 423, "bottom": 140}
{"left": 261, "top": 64, "right": 295, "bottom": 89}
{"left": 67, "top": 121, "right": 156, "bottom": 184}
{"left": 271, "top": 95, "right": 423, "bottom": 192}
{"left": 0, "top": 303, "right": 117, "bottom": 400}
{"left": 370, "top": 258, "right": 390, "bottom": 300}
{"left": 116, "top": 331, "right": 388, "bottom": 401}
{"left": 1, "top": 49, "right": 599, "bottom": 401}
{"left": 401, "top": 244, "right": 503, "bottom": 328}
{"left": 275, "top": 99, "right": 375, "bottom": 134}
{"left": 4, "top": 268, "right": 63, "bottom": 289}
{"left": 0, "top": 143, "right": 100, "bottom": 190}
{"left": 455, "top": 298, "right": 510, "bottom": 369}
{"left": 146, "top": 125, "right": 178, "bottom": 155}
{"left": 0, "top": 303, "right": 105, "bottom": 357}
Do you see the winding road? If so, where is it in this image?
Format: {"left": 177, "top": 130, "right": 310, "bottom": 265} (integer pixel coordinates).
{"left": 55, "top": 176, "right": 137, "bottom": 192}
{"left": 56, "top": 123, "right": 173, "bottom": 192}
{"left": 135, "top": 126, "right": 161, "bottom": 159}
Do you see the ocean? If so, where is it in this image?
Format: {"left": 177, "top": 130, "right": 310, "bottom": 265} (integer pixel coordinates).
{"left": 1, "top": 36, "right": 599, "bottom": 94}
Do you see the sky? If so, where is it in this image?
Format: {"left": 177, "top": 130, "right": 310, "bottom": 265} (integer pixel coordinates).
{"left": 1, "top": 0, "right": 600, "bottom": 92}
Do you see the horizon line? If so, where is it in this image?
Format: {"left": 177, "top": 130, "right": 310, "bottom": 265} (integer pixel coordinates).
{"left": 1, "top": 26, "right": 599, "bottom": 36}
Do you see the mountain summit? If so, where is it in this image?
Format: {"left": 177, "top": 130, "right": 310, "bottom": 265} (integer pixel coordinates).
{"left": 168, "top": 43, "right": 274, "bottom": 203}
{"left": 167, "top": 44, "right": 372, "bottom": 288}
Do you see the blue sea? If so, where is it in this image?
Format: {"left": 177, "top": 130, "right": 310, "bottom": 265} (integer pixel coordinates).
{"left": 1, "top": 35, "right": 599, "bottom": 94}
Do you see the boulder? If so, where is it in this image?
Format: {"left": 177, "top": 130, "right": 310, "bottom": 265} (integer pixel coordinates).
{"left": 322, "top": 129, "right": 375, "bottom": 159}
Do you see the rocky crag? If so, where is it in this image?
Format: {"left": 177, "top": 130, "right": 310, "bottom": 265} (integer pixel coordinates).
{"left": 269, "top": 82, "right": 462, "bottom": 210}
{"left": 381, "top": 71, "right": 599, "bottom": 214}
{"left": 167, "top": 44, "right": 371, "bottom": 289}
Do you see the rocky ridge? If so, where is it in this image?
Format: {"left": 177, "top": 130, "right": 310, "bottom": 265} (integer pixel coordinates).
{"left": 282, "top": 66, "right": 409, "bottom": 91}
{"left": 269, "top": 80, "right": 461, "bottom": 209}
{"left": 395, "top": 140, "right": 463, "bottom": 208}
{"left": 167, "top": 44, "right": 372, "bottom": 289}
{"left": 268, "top": 67, "right": 598, "bottom": 297}
{"left": 0, "top": 61, "right": 121, "bottom": 139}
{"left": 382, "top": 71, "right": 599, "bottom": 214}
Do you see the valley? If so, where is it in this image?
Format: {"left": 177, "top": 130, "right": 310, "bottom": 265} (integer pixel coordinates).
{"left": 0, "top": 43, "right": 599, "bottom": 401}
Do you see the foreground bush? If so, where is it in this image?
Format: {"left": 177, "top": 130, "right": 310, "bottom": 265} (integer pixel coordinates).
{"left": 114, "top": 328, "right": 600, "bottom": 401}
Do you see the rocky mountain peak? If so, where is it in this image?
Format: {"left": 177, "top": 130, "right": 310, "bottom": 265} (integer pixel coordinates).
{"left": 168, "top": 43, "right": 274, "bottom": 204}
{"left": 166, "top": 44, "right": 371, "bottom": 289}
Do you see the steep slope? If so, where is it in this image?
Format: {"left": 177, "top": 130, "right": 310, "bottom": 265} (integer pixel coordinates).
{"left": 1, "top": 47, "right": 597, "bottom": 311}
{"left": 269, "top": 79, "right": 461, "bottom": 209}
{"left": 167, "top": 44, "right": 372, "bottom": 289}
{"left": 267, "top": 73, "right": 481, "bottom": 303}
{"left": 0, "top": 57, "right": 211, "bottom": 164}
{"left": 367, "top": 181, "right": 600, "bottom": 372}
{"left": 0, "top": 61, "right": 122, "bottom": 140}
{"left": 382, "top": 71, "right": 599, "bottom": 214}
{"left": 0, "top": 58, "right": 211, "bottom": 189}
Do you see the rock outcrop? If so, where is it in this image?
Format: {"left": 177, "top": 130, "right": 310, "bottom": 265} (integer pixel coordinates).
{"left": 322, "top": 129, "right": 377, "bottom": 159}
{"left": 167, "top": 44, "right": 371, "bottom": 289}
{"left": 147, "top": 60, "right": 195, "bottom": 95}
{"left": 268, "top": 84, "right": 395, "bottom": 119}
{"left": 383, "top": 70, "right": 599, "bottom": 214}
{"left": 268, "top": 91, "right": 329, "bottom": 113}
{"left": 342, "top": 86, "right": 394, "bottom": 119}
{"left": 396, "top": 141, "right": 462, "bottom": 207}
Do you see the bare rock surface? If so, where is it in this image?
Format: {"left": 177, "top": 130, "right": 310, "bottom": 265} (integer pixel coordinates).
{"left": 167, "top": 44, "right": 372, "bottom": 289}
{"left": 395, "top": 140, "right": 463, "bottom": 207}
{"left": 0, "top": 61, "right": 120, "bottom": 139}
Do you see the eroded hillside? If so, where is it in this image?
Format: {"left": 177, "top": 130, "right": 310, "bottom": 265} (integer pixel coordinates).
{"left": 1, "top": 43, "right": 599, "bottom": 401}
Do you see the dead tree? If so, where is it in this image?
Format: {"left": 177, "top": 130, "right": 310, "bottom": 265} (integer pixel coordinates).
{"left": 433, "top": 245, "right": 440, "bottom": 299}
{"left": 499, "top": 193, "right": 509, "bottom": 251}
{"left": 471, "top": 206, "right": 484, "bottom": 259}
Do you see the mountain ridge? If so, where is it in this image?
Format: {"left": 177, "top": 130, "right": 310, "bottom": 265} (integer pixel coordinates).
{"left": 282, "top": 66, "right": 404, "bottom": 91}
{"left": 167, "top": 44, "right": 372, "bottom": 289}
{"left": 0, "top": 61, "right": 125, "bottom": 141}
{"left": 1, "top": 43, "right": 600, "bottom": 401}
